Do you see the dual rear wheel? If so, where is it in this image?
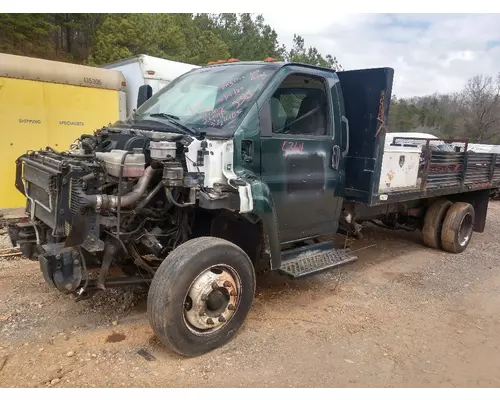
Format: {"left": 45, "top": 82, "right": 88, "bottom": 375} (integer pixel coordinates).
{"left": 422, "top": 199, "right": 475, "bottom": 253}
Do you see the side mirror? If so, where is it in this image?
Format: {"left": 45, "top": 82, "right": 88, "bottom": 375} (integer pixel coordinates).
{"left": 137, "top": 84, "right": 153, "bottom": 109}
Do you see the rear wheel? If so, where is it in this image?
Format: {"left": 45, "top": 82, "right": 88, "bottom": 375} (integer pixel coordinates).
{"left": 440, "top": 202, "right": 475, "bottom": 254}
{"left": 147, "top": 237, "right": 255, "bottom": 357}
{"left": 422, "top": 198, "right": 452, "bottom": 249}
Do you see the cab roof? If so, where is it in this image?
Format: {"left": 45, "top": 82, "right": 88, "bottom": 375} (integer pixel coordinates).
{"left": 199, "top": 60, "right": 337, "bottom": 74}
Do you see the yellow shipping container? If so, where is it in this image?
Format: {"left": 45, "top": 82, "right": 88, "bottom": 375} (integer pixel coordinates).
{"left": 0, "top": 53, "right": 127, "bottom": 209}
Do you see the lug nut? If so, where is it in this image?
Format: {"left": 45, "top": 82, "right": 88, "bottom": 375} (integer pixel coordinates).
{"left": 223, "top": 281, "right": 232, "bottom": 288}
{"left": 212, "top": 282, "right": 219, "bottom": 290}
{"left": 228, "top": 304, "right": 235, "bottom": 311}
{"left": 230, "top": 290, "right": 237, "bottom": 296}
{"left": 206, "top": 318, "right": 214, "bottom": 325}
{"left": 218, "top": 315, "right": 226, "bottom": 323}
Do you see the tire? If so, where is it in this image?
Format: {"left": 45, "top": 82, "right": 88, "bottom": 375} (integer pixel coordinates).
{"left": 440, "top": 202, "right": 475, "bottom": 254}
{"left": 147, "top": 237, "right": 255, "bottom": 357}
{"left": 422, "top": 198, "right": 453, "bottom": 249}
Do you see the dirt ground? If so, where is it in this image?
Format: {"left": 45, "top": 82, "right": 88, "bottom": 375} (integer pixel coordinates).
{"left": 1, "top": 203, "right": 500, "bottom": 388}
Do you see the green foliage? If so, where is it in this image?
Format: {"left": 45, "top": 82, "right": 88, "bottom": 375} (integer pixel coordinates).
{"left": 286, "top": 34, "right": 343, "bottom": 70}
{"left": 0, "top": 13, "right": 336, "bottom": 69}
{"left": 387, "top": 79, "right": 500, "bottom": 144}
{"left": 388, "top": 95, "right": 454, "bottom": 136}
{"left": 0, "top": 14, "right": 55, "bottom": 58}
{"left": 89, "top": 14, "right": 188, "bottom": 65}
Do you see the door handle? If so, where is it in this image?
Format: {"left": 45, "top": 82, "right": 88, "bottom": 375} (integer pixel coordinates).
{"left": 332, "top": 145, "right": 340, "bottom": 170}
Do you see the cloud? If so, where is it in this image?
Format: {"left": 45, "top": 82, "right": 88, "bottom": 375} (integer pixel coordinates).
{"left": 263, "top": 13, "right": 500, "bottom": 98}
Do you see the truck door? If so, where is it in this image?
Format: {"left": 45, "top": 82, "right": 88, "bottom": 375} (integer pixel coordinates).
{"left": 259, "top": 68, "right": 346, "bottom": 243}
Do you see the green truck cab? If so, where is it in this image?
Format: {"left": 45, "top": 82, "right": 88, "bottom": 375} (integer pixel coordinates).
{"left": 8, "top": 61, "right": 500, "bottom": 356}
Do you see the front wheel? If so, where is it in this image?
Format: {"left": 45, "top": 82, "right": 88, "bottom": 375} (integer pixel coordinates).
{"left": 147, "top": 237, "right": 256, "bottom": 357}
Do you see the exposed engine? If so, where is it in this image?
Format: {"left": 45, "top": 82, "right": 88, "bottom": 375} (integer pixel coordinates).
{"left": 8, "top": 126, "right": 252, "bottom": 297}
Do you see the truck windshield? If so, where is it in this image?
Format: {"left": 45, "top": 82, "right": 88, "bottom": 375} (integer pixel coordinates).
{"left": 130, "top": 63, "right": 278, "bottom": 135}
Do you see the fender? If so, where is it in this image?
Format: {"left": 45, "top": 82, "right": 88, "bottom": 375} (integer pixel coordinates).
{"left": 248, "top": 180, "right": 282, "bottom": 270}
{"left": 232, "top": 104, "right": 282, "bottom": 270}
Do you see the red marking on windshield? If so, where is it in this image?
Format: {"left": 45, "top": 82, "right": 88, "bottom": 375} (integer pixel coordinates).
{"left": 250, "top": 69, "right": 267, "bottom": 80}
{"left": 202, "top": 109, "right": 243, "bottom": 127}
{"left": 232, "top": 89, "right": 253, "bottom": 109}
{"left": 218, "top": 86, "right": 245, "bottom": 103}
{"left": 201, "top": 107, "right": 225, "bottom": 124}
{"left": 225, "top": 109, "right": 243, "bottom": 121}
{"left": 221, "top": 75, "right": 246, "bottom": 91}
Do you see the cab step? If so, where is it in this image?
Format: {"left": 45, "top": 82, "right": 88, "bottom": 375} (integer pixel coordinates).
{"left": 278, "top": 241, "right": 357, "bottom": 279}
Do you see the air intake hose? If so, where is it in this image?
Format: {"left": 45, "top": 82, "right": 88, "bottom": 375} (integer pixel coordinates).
{"left": 76, "top": 166, "right": 158, "bottom": 211}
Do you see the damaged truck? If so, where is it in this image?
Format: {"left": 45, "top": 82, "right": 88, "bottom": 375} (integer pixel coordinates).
{"left": 8, "top": 60, "right": 500, "bottom": 356}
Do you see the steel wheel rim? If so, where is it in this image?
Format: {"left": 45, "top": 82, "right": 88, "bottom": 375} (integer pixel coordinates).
{"left": 458, "top": 213, "right": 473, "bottom": 247}
{"left": 183, "top": 264, "right": 242, "bottom": 335}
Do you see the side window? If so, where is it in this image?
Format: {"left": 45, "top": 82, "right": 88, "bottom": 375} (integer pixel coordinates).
{"left": 270, "top": 73, "right": 328, "bottom": 136}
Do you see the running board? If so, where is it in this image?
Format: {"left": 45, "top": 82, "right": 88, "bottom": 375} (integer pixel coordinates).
{"left": 278, "top": 241, "right": 357, "bottom": 279}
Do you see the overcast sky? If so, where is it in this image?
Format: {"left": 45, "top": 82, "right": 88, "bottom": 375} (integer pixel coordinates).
{"left": 263, "top": 13, "right": 500, "bottom": 98}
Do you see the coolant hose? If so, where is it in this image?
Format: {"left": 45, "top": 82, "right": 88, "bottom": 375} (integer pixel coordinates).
{"left": 83, "top": 166, "right": 158, "bottom": 210}
{"left": 166, "top": 189, "right": 194, "bottom": 208}
{"left": 136, "top": 181, "right": 163, "bottom": 210}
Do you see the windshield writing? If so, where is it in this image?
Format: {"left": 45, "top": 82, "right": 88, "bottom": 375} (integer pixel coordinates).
{"left": 132, "top": 64, "right": 276, "bottom": 133}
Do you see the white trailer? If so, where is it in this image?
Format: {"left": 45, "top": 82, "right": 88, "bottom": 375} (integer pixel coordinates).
{"left": 101, "top": 54, "right": 199, "bottom": 118}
